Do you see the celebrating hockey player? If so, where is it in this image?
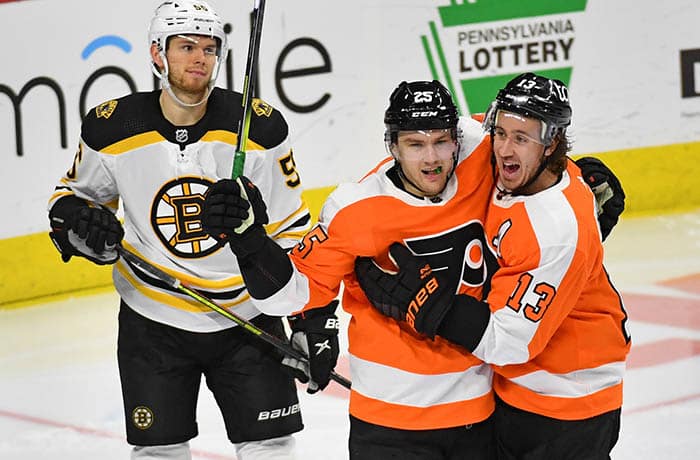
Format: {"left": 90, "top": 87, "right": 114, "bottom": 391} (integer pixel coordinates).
{"left": 201, "top": 76, "right": 624, "bottom": 458}
{"left": 355, "top": 73, "right": 631, "bottom": 459}
{"left": 203, "top": 80, "right": 497, "bottom": 458}
{"left": 46, "top": 1, "right": 329, "bottom": 458}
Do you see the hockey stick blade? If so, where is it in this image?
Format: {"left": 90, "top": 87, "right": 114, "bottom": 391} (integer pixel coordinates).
{"left": 116, "top": 245, "right": 351, "bottom": 390}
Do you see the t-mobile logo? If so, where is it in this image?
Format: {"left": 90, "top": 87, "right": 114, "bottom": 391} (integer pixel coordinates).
{"left": 680, "top": 48, "right": 700, "bottom": 98}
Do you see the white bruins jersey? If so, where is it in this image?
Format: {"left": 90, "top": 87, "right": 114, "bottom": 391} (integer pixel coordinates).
{"left": 48, "top": 88, "right": 311, "bottom": 332}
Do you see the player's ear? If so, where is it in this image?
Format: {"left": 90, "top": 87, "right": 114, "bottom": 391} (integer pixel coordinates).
{"left": 544, "top": 137, "right": 560, "bottom": 156}
{"left": 150, "top": 43, "right": 164, "bottom": 70}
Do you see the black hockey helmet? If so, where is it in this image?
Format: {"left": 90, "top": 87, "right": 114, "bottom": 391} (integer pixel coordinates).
{"left": 483, "top": 73, "right": 571, "bottom": 145}
{"left": 384, "top": 80, "right": 459, "bottom": 137}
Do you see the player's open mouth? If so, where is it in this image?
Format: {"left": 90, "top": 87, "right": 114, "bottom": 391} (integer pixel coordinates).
{"left": 422, "top": 166, "right": 443, "bottom": 175}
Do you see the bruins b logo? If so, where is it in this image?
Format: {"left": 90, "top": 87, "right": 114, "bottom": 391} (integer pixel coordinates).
{"left": 151, "top": 177, "right": 220, "bottom": 258}
{"left": 132, "top": 406, "right": 154, "bottom": 430}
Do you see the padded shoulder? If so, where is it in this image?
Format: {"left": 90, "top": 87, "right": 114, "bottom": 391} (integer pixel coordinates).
{"left": 80, "top": 92, "right": 161, "bottom": 150}
{"left": 208, "top": 88, "right": 289, "bottom": 149}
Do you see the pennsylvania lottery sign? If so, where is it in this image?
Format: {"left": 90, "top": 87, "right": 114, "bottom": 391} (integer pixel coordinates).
{"left": 422, "top": 0, "right": 587, "bottom": 115}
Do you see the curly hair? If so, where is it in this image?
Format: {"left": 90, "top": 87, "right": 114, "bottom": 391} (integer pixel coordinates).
{"left": 545, "top": 131, "right": 572, "bottom": 176}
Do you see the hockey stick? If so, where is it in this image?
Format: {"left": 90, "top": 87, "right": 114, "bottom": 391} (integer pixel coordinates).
{"left": 117, "top": 245, "right": 352, "bottom": 390}
{"left": 217, "top": 1, "right": 350, "bottom": 389}
{"left": 231, "top": 0, "right": 266, "bottom": 178}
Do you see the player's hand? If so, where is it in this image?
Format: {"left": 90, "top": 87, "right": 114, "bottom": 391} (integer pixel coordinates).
{"left": 202, "top": 176, "right": 269, "bottom": 241}
{"left": 575, "top": 157, "right": 625, "bottom": 241}
{"left": 354, "top": 243, "right": 454, "bottom": 338}
{"left": 50, "top": 203, "right": 124, "bottom": 265}
{"left": 283, "top": 300, "right": 341, "bottom": 394}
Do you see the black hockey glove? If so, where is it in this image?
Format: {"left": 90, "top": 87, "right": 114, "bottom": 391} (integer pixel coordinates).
{"left": 49, "top": 195, "right": 124, "bottom": 265}
{"left": 202, "top": 176, "right": 270, "bottom": 259}
{"left": 203, "top": 177, "right": 293, "bottom": 300}
{"left": 283, "top": 300, "right": 341, "bottom": 394}
{"left": 354, "top": 243, "right": 455, "bottom": 338}
{"left": 575, "top": 157, "right": 626, "bottom": 241}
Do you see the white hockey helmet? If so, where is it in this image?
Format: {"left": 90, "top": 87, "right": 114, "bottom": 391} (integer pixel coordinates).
{"left": 148, "top": 1, "right": 228, "bottom": 104}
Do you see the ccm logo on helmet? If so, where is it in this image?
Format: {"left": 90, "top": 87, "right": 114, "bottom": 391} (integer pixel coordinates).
{"left": 411, "top": 111, "right": 438, "bottom": 118}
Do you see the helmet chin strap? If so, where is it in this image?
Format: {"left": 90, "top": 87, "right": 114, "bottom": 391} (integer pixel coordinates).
{"left": 163, "top": 81, "right": 210, "bottom": 108}
{"left": 156, "top": 49, "right": 214, "bottom": 108}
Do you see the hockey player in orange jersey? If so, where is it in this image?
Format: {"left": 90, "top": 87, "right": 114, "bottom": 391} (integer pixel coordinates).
{"left": 204, "top": 80, "right": 498, "bottom": 459}
{"left": 355, "top": 73, "right": 631, "bottom": 459}
{"left": 200, "top": 77, "right": 625, "bottom": 459}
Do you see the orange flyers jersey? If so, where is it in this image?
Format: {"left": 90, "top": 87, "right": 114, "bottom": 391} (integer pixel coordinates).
{"left": 251, "top": 117, "right": 495, "bottom": 430}
{"left": 474, "top": 160, "right": 632, "bottom": 420}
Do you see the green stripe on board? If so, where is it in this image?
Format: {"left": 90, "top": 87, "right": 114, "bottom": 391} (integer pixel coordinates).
{"left": 421, "top": 35, "right": 439, "bottom": 80}
{"left": 438, "top": 0, "right": 587, "bottom": 27}
{"left": 429, "top": 21, "right": 463, "bottom": 115}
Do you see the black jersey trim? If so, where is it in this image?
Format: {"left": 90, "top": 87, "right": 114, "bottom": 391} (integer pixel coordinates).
{"left": 276, "top": 213, "right": 311, "bottom": 236}
{"left": 122, "top": 256, "right": 247, "bottom": 302}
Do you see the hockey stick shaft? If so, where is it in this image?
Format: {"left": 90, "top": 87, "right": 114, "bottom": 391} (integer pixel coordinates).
{"left": 220, "top": 2, "right": 350, "bottom": 390}
{"left": 117, "top": 245, "right": 351, "bottom": 390}
{"left": 232, "top": 0, "right": 266, "bottom": 179}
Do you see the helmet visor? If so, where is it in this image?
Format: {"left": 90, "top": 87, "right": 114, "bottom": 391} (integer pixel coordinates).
{"left": 485, "top": 105, "right": 549, "bottom": 144}
{"left": 393, "top": 129, "right": 458, "bottom": 162}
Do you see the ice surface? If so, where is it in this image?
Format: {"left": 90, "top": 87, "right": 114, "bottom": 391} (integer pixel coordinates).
{"left": 1, "top": 211, "right": 699, "bottom": 459}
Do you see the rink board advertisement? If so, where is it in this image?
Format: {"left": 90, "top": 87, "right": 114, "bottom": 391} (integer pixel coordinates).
{"left": 1, "top": 0, "right": 699, "bottom": 305}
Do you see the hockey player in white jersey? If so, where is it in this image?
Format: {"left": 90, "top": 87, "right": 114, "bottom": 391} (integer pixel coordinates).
{"left": 46, "top": 1, "right": 338, "bottom": 459}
